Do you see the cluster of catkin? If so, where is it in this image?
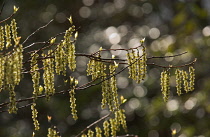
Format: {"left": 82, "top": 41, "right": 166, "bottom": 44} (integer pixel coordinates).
{"left": 30, "top": 19, "right": 78, "bottom": 131}
{"left": 126, "top": 46, "right": 147, "bottom": 83}
{"left": 0, "top": 19, "right": 23, "bottom": 113}
{"left": 160, "top": 66, "right": 195, "bottom": 102}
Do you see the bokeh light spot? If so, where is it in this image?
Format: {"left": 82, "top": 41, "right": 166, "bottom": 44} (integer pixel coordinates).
{"left": 149, "top": 28, "right": 160, "bottom": 39}
{"left": 55, "top": 12, "right": 66, "bottom": 23}
{"left": 202, "top": 26, "right": 210, "bottom": 37}
{"left": 82, "top": 0, "right": 95, "bottom": 6}
{"left": 166, "top": 99, "right": 179, "bottom": 111}
{"left": 117, "top": 76, "right": 128, "bottom": 89}
{"left": 133, "top": 86, "right": 147, "bottom": 97}
{"left": 184, "top": 97, "right": 197, "bottom": 110}
{"left": 128, "top": 98, "right": 141, "bottom": 110}
{"left": 79, "top": 6, "right": 91, "bottom": 18}
{"left": 142, "top": 3, "right": 153, "bottom": 14}
{"left": 109, "top": 33, "right": 121, "bottom": 44}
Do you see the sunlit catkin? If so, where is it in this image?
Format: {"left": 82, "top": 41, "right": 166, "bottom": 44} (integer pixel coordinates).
{"left": 8, "top": 86, "right": 18, "bottom": 114}
{"left": 175, "top": 69, "right": 182, "bottom": 96}
{"left": 95, "top": 126, "right": 102, "bottom": 137}
{"left": 119, "top": 109, "right": 127, "bottom": 132}
{"left": 67, "top": 42, "right": 76, "bottom": 71}
{"left": 5, "top": 24, "right": 12, "bottom": 48}
{"left": 189, "top": 66, "right": 195, "bottom": 91}
{"left": 127, "top": 51, "right": 134, "bottom": 79}
{"left": 69, "top": 89, "right": 78, "bottom": 120}
{"left": 64, "top": 27, "right": 76, "bottom": 71}
{"left": 55, "top": 42, "right": 66, "bottom": 75}
{"left": 0, "top": 26, "right": 4, "bottom": 50}
{"left": 42, "top": 51, "right": 55, "bottom": 100}
{"left": 141, "top": 46, "right": 147, "bottom": 80}
{"left": 47, "top": 127, "right": 60, "bottom": 137}
{"left": 31, "top": 103, "right": 40, "bottom": 131}
{"left": 101, "top": 73, "right": 109, "bottom": 109}
{"left": 109, "top": 62, "right": 119, "bottom": 111}
{"left": 87, "top": 129, "right": 94, "bottom": 137}
{"left": 160, "top": 70, "right": 170, "bottom": 102}
{"left": 103, "top": 120, "right": 110, "bottom": 137}
{"left": 127, "top": 47, "right": 147, "bottom": 83}
{"left": 11, "top": 19, "right": 18, "bottom": 45}
{"left": 0, "top": 55, "right": 5, "bottom": 91}
{"left": 13, "top": 44, "right": 23, "bottom": 85}
{"left": 109, "top": 118, "right": 117, "bottom": 137}
{"left": 31, "top": 53, "right": 41, "bottom": 99}
{"left": 182, "top": 70, "right": 189, "bottom": 93}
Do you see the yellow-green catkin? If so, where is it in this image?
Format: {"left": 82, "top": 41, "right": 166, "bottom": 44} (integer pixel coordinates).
{"left": 4, "top": 56, "right": 13, "bottom": 89}
{"left": 42, "top": 51, "right": 55, "bottom": 100}
{"left": 127, "top": 47, "right": 147, "bottom": 83}
{"left": 189, "top": 66, "right": 195, "bottom": 91}
{"left": 31, "top": 53, "right": 41, "bottom": 99}
{"left": 135, "top": 49, "right": 142, "bottom": 83}
{"left": 101, "top": 73, "right": 109, "bottom": 109}
{"left": 115, "top": 109, "right": 127, "bottom": 132}
{"left": 160, "top": 70, "right": 170, "bottom": 102}
{"left": 81, "top": 134, "right": 87, "bottom": 137}
{"left": 103, "top": 120, "right": 110, "bottom": 137}
{"left": 141, "top": 46, "right": 147, "bottom": 80}
{"left": 8, "top": 86, "right": 17, "bottom": 113}
{"left": 0, "top": 26, "right": 4, "bottom": 50}
{"left": 69, "top": 89, "right": 78, "bottom": 120}
{"left": 67, "top": 42, "right": 76, "bottom": 71}
{"left": 109, "top": 118, "right": 117, "bottom": 137}
{"left": 5, "top": 52, "right": 22, "bottom": 88}
{"left": 127, "top": 50, "right": 134, "bottom": 79}
{"left": 13, "top": 44, "right": 23, "bottom": 85}
{"left": 87, "top": 51, "right": 105, "bottom": 80}
{"left": 87, "top": 58, "right": 104, "bottom": 80}
{"left": 11, "top": 19, "right": 18, "bottom": 45}
{"left": 175, "top": 69, "right": 182, "bottom": 96}
{"left": 87, "top": 129, "right": 94, "bottom": 137}
{"left": 182, "top": 70, "right": 189, "bottom": 93}
{"left": 55, "top": 42, "right": 66, "bottom": 75}
{"left": 64, "top": 27, "right": 76, "bottom": 71}
{"left": 109, "top": 62, "right": 119, "bottom": 111}
{"left": 5, "top": 24, "right": 12, "bottom": 48}
{"left": 31, "top": 103, "right": 40, "bottom": 131}
{"left": 47, "top": 127, "right": 60, "bottom": 137}
{"left": 95, "top": 126, "right": 102, "bottom": 137}
{"left": 0, "top": 55, "right": 5, "bottom": 91}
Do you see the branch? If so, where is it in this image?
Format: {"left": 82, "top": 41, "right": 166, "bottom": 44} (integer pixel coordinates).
{"left": 148, "top": 58, "right": 197, "bottom": 68}
{"left": 116, "top": 135, "right": 138, "bottom": 137}
{"left": 0, "top": 0, "right": 5, "bottom": 16}
{"left": 22, "top": 19, "right": 54, "bottom": 45}
{"left": 147, "top": 51, "right": 188, "bottom": 59}
{"left": 0, "top": 11, "right": 15, "bottom": 24}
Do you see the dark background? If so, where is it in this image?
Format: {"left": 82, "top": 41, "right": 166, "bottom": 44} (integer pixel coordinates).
{"left": 0, "top": 0, "right": 210, "bottom": 136}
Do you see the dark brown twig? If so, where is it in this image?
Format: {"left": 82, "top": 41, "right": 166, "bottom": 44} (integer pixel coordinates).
{"left": 22, "top": 19, "right": 54, "bottom": 46}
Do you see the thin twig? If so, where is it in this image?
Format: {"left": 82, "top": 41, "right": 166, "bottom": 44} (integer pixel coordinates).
{"left": 21, "top": 19, "right": 54, "bottom": 45}
{"left": 0, "top": 0, "right": 5, "bottom": 16}
{"left": 0, "top": 12, "right": 15, "bottom": 24}
{"left": 116, "top": 135, "right": 138, "bottom": 137}
{"left": 148, "top": 58, "right": 197, "bottom": 68}
{"left": 147, "top": 51, "right": 188, "bottom": 59}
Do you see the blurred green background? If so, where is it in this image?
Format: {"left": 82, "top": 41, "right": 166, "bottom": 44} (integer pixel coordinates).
{"left": 0, "top": 0, "right": 210, "bottom": 136}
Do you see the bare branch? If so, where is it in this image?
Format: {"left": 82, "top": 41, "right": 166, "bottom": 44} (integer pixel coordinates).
{"left": 22, "top": 19, "right": 54, "bottom": 45}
